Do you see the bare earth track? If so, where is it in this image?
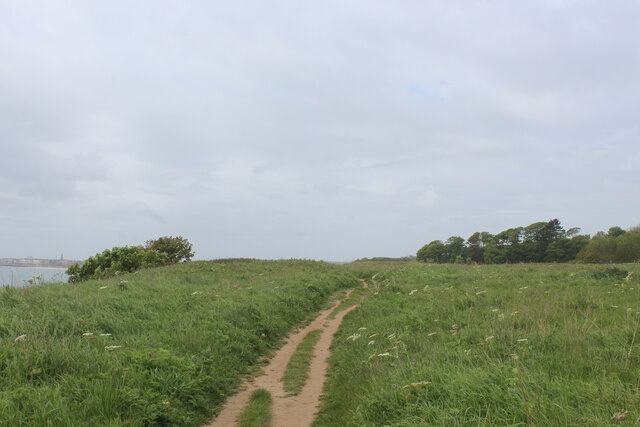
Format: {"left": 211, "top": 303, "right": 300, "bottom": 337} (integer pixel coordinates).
{"left": 206, "top": 283, "right": 366, "bottom": 427}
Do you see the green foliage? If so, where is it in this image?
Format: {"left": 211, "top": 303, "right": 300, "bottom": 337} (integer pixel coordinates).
{"left": 416, "top": 240, "right": 446, "bottom": 263}
{"left": 237, "top": 389, "right": 272, "bottom": 427}
{"left": 417, "top": 219, "right": 591, "bottom": 264}
{"left": 577, "top": 225, "right": 640, "bottom": 263}
{"left": 66, "top": 246, "right": 168, "bottom": 282}
{"left": 66, "top": 236, "right": 195, "bottom": 282}
{"left": 315, "top": 262, "right": 640, "bottom": 426}
{"left": 145, "top": 236, "right": 194, "bottom": 264}
{"left": 1, "top": 260, "right": 357, "bottom": 426}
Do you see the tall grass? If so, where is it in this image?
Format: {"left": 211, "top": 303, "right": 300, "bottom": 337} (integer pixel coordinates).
{"left": 315, "top": 263, "right": 640, "bottom": 426}
{"left": 0, "top": 260, "right": 357, "bottom": 426}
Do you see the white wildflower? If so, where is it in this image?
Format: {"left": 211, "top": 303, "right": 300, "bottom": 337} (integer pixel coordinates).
{"left": 377, "top": 352, "right": 391, "bottom": 357}
{"left": 409, "top": 289, "right": 418, "bottom": 295}
{"left": 14, "top": 334, "right": 26, "bottom": 342}
{"left": 347, "top": 333, "right": 361, "bottom": 341}
{"left": 475, "top": 290, "right": 486, "bottom": 295}
{"left": 368, "top": 340, "right": 375, "bottom": 346}
{"left": 82, "top": 332, "right": 94, "bottom": 336}
{"left": 190, "top": 291, "right": 199, "bottom": 295}
{"left": 104, "top": 345, "right": 121, "bottom": 351}
{"left": 427, "top": 332, "right": 437, "bottom": 337}
{"left": 100, "top": 333, "right": 112, "bottom": 337}
{"left": 99, "top": 286, "right": 108, "bottom": 289}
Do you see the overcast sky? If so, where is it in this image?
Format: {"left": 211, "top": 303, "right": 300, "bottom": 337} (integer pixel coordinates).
{"left": 1, "top": 1, "right": 639, "bottom": 261}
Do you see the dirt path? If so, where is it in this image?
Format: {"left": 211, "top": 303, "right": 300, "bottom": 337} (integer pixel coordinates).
{"left": 206, "top": 285, "right": 364, "bottom": 427}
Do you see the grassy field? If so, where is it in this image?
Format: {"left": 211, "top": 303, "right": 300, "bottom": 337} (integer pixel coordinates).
{"left": 0, "top": 259, "right": 357, "bottom": 426}
{"left": 315, "top": 262, "right": 640, "bottom": 426}
{"left": 4, "top": 259, "right": 639, "bottom": 426}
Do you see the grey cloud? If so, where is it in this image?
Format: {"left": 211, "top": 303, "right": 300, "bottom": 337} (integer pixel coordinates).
{"left": 1, "top": 0, "right": 639, "bottom": 260}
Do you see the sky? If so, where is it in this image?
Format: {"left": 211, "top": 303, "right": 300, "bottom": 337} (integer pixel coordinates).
{"left": 1, "top": 0, "right": 639, "bottom": 262}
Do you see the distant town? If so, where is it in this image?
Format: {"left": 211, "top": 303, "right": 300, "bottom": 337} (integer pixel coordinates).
{"left": 0, "top": 255, "right": 80, "bottom": 268}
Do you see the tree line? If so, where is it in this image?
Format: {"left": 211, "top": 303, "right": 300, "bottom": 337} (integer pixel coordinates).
{"left": 417, "top": 219, "right": 640, "bottom": 264}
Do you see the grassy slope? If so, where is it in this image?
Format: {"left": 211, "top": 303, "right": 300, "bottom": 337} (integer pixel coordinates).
{"left": 315, "top": 262, "right": 640, "bottom": 426}
{"left": 0, "top": 260, "right": 357, "bottom": 426}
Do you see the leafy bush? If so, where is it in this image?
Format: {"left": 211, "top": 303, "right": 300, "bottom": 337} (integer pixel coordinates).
{"left": 146, "top": 236, "right": 194, "bottom": 264}
{"left": 67, "top": 236, "right": 195, "bottom": 282}
{"left": 67, "top": 246, "right": 168, "bottom": 282}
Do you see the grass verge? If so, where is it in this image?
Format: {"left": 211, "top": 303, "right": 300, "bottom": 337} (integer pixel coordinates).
{"left": 315, "top": 262, "right": 640, "bottom": 426}
{"left": 282, "top": 329, "right": 323, "bottom": 395}
{"left": 236, "top": 388, "right": 271, "bottom": 427}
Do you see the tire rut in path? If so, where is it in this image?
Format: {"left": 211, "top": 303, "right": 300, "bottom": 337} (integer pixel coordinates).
{"left": 206, "top": 286, "right": 363, "bottom": 427}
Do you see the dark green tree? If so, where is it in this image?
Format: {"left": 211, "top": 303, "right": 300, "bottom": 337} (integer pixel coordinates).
{"left": 465, "top": 232, "right": 485, "bottom": 263}
{"left": 417, "top": 240, "right": 447, "bottom": 263}
{"left": 607, "top": 226, "right": 626, "bottom": 239}
{"left": 444, "top": 236, "right": 466, "bottom": 263}
{"left": 145, "top": 236, "right": 194, "bottom": 264}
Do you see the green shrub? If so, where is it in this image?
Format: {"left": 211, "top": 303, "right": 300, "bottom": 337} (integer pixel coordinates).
{"left": 66, "top": 246, "right": 168, "bottom": 282}
{"left": 145, "top": 236, "right": 194, "bottom": 264}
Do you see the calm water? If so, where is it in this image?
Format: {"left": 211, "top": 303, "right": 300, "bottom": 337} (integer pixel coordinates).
{"left": 0, "top": 266, "right": 69, "bottom": 287}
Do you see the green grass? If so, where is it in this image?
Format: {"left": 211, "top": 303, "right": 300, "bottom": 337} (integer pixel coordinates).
{"left": 236, "top": 388, "right": 271, "bottom": 427}
{"left": 0, "top": 259, "right": 358, "bottom": 426}
{"left": 315, "top": 262, "right": 640, "bottom": 426}
{"left": 282, "top": 329, "right": 323, "bottom": 395}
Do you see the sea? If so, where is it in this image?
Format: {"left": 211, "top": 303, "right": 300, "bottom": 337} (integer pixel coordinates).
{"left": 0, "top": 266, "right": 69, "bottom": 287}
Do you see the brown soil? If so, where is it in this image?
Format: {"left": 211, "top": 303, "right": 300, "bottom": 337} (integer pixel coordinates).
{"left": 205, "top": 284, "right": 364, "bottom": 427}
